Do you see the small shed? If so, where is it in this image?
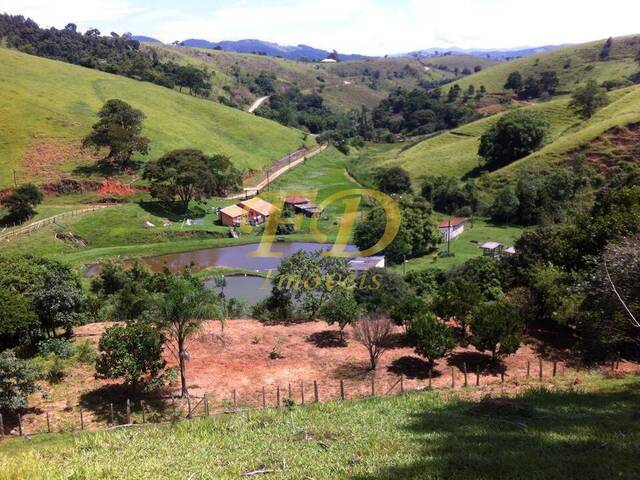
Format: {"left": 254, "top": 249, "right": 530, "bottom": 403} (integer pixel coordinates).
{"left": 438, "top": 218, "right": 466, "bottom": 241}
{"left": 284, "top": 195, "right": 309, "bottom": 207}
{"left": 348, "top": 256, "right": 385, "bottom": 272}
{"left": 219, "top": 204, "right": 247, "bottom": 227}
{"left": 504, "top": 246, "right": 517, "bottom": 255}
{"left": 480, "top": 241, "right": 504, "bottom": 258}
{"left": 295, "top": 202, "right": 322, "bottom": 217}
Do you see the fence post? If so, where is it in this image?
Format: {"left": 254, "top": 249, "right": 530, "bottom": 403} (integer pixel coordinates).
{"left": 501, "top": 371, "right": 505, "bottom": 384}
{"left": 204, "top": 394, "right": 209, "bottom": 417}
{"left": 288, "top": 383, "right": 292, "bottom": 400}
{"left": 340, "top": 380, "right": 345, "bottom": 400}
{"left": 553, "top": 362, "right": 557, "bottom": 377}
{"left": 451, "top": 367, "right": 455, "bottom": 388}
{"left": 313, "top": 381, "right": 319, "bottom": 403}
{"left": 46, "top": 411, "right": 51, "bottom": 433}
{"left": 110, "top": 403, "right": 115, "bottom": 426}
{"left": 0, "top": 413, "right": 4, "bottom": 439}
{"left": 233, "top": 389, "right": 237, "bottom": 407}
{"left": 371, "top": 377, "right": 375, "bottom": 397}
{"left": 262, "top": 387, "right": 266, "bottom": 408}
{"left": 400, "top": 374, "right": 404, "bottom": 393}
{"left": 463, "top": 363, "right": 468, "bottom": 387}
{"left": 141, "top": 401, "right": 146, "bottom": 424}
{"left": 79, "top": 407, "right": 84, "bottom": 430}
{"left": 18, "top": 413, "right": 23, "bottom": 436}
{"left": 476, "top": 364, "right": 480, "bottom": 386}
{"left": 526, "top": 361, "right": 531, "bottom": 379}
{"left": 300, "top": 382, "right": 305, "bottom": 405}
{"left": 126, "top": 399, "right": 132, "bottom": 423}
{"left": 539, "top": 358, "right": 543, "bottom": 380}
{"left": 276, "top": 386, "right": 281, "bottom": 408}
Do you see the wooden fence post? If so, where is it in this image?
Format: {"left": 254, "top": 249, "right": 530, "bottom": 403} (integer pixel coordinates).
{"left": 276, "top": 386, "right": 281, "bottom": 408}
{"left": 79, "top": 407, "right": 84, "bottom": 430}
{"left": 18, "top": 413, "right": 23, "bottom": 436}
{"left": 539, "top": 358, "right": 543, "bottom": 380}
{"left": 313, "top": 381, "right": 319, "bottom": 403}
{"left": 340, "top": 380, "right": 345, "bottom": 400}
{"left": 552, "top": 362, "right": 557, "bottom": 377}
{"left": 451, "top": 367, "right": 455, "bottom": 388}
{"left": 371, "top": 377, "right": 375, "bottom": 397}
{"left": 288, "top": 383, "right": 292, "bottom": 399}
{"left": 126, "top": 399, "right": 132, "bottom": 423}
{"left": 0, "top": 413, "right": 4, "bottom": 439}
{"left": 400, "top": 374, "right": 404, "bottom": 393}
{"left": 46, "top": 411, "right": 51, "bottom": 433}
{"left": 463, "top": 363, "right": 468, "bottom": 387}
{"left": 110, "top": 403, "right": 115, "bottom": 426}
{"left": 204, "top": 394, "right": 209, "bottom": 417}
{"left": 501, "top": 372, "right": 505, "bottom": 384}
{"left": 141, "top": 401, "right": 146, "bottom": 423}
{"left": 262, "top": 387, "right": 266, "bottom": 408}
{"left": 526, "top": 361, "right": 531, "bottom": 379}
{"left": 476, "top": 364, "right": 480, "bottom": 386}
{"left": 300, "top": 382, "right": 305, "bottom": 405}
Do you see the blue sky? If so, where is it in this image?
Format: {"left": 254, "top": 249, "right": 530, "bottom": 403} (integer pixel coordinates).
{"left": 2, "top": 0, "right": 640, "bottom": 55}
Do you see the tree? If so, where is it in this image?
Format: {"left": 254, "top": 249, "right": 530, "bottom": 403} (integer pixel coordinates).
{"left": 375, "top": 166, "right": 412, "bottom": 194}
{"left": 1, "top": 184, "right": 43, "bottom": 223}
{"left": 391, "top": 295, "right": 428, "bottom": 333}
{"left": 352, "top": 316, "right": 393, "bottom": 370}
{"left": 408, "top": 313, "right": 456, "bottom": 368}
{"left": 504, "top": 71, "right": 523, "bottom": 92}
{"left": 539, "top": 71, "right": 559, "bottom": 95}
{"left": 82, "top": 99, "right": 150, "bottom": 170}
{"left": 490, "top": 185, "right": 520, "bottom": 223}
{"left": 144, "top": 149, "right": 241, "bottom": 207}
{"left": 447, "top": 84, "right": 461, "bottom": 102}
{"left": 478, "top": 110, "right": 549, "bottom": 169}
{"left": 600, "top": 37, "right": 613, "bottom": 60}
{"left": 434, "top": 277, "right": 482, "bottom": 336}
{"left": 154, "top": 274, "right": 221, "bottom": 397}
{"left": 0, "top": 351, "right": 38, "bottom": 412}
{"left": 355, "top": 268, "right": 409, "bottom": 315}
{"left": 470, "top": 300, "right": 523, "bottom": 360}
{"left": 0, "top": 287, "right": 38, "bottom": 349}
{"left": 95, "top": 322, "right": 166, "bottom": 391}
{"left": 569, "top": 80, "right": 609, "bottom": 119}
{"left": 318, "top": 286, "right": 360, "bottom": 341}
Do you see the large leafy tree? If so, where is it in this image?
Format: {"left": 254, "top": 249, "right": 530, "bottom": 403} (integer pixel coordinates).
{"left": 144, "top": 149, "right": 241, "bottom": 206}
{"left": 470, "top": 300, "right": 523, "bottom": 360}
{"left": 569, "top": 80, "right": 609, "bottom": 119}
{"left": 154, "top": 273, "right": 221, "bottom": 397}
{"left": 408, "top": 313, "right": 456, "bottom": 368}
{"left": 0, "top": 351, "right": 38, "bottom": 412}
{"left": 504, "top": 71, "right": 523, "bottom": 92}
{"left": 478, "top": 110, "right": 549, "bottom": 169}
{"left": 0, "top": 287, "right": 38, "bottom": 349}
{"left": 375, "top": 166, "right": 412, "bottom": 194}
{"left": 95, "top": 322, "right": 166, "bottom": 391}
{"left": 434, "top": 277, "right": 483, "bottom": 336}
{"left": 1, "top": 184, "right": 43, "bottom": 223}
{"left": 355, "top": 268, "right": 409, "bottom": 316}
{"left": 318, "top": 286, "right": 360, "bottom": 341}
{"left": 82, "top": 99, "right": 150, "bottom": 170}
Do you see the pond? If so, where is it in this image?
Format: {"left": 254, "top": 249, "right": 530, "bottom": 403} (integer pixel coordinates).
{"left": 204, "top": 275, "right": 272, "bottom": 304}
{"left": 85, "top": 242, "right": 358, "bottom": 277}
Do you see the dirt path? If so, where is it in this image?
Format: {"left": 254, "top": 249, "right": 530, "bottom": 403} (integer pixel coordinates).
{"left": 247, "top": 96, "right": 270, "bottom": 113}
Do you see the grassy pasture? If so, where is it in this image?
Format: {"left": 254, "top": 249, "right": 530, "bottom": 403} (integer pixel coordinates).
{"left": 0, "top": 374, "right": 638, "bottom": 479}
{"left": 0, "top": 47, "right": 310, "bottom": 188}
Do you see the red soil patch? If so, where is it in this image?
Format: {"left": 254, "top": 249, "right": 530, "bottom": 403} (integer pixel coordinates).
{"left": 20, "top": 141, "right": 100, "bottom": 182}
{"left": 98, "top": 180, "right": 136, "bottom": 197}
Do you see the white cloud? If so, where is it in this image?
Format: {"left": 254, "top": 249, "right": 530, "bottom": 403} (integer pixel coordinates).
{"left": 2, "top": 0, "right": 640, "bottom": 55}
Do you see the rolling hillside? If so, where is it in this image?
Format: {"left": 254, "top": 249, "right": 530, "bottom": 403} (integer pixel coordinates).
{"left": 0, "top": 47, "right": 310, "bottom": 188}
{"left": 452, "top": 35, "right": 640, "bottom": 95}
{"left": 349, "top": 84, "right": 640, "bottom": 183}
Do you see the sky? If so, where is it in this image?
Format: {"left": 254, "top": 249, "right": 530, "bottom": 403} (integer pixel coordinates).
{"left": 2, "top": 0, "right": 640, "bottom": 55}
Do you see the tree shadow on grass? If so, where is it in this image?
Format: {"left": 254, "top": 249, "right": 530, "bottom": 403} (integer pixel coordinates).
{"left": 138, "top": 200, "right": 207, "bottom": 222}
{"left": 306, "top": 330, "right": 347, "bottom": 348}
{"left": 387, "top": 356, "right": 444, "bottom": 380}
{"left": 350, "top": 376, "right": 640, "bottom": 480}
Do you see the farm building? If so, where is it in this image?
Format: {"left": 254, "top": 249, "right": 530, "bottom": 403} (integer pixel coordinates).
{"left": 438, "top": 218, "right": 465, "bottom": 241}
{"left": 294, "top": 202, "right": 322, "bottom": 217}
{"left": 219, "top": 204, "right": 247, "bottom": 227}
{"left": 283, "top": 195, "right": 309, "bottom": 207}
{"left": 480, "top": 241, "right": 504, "bottom": 258}
{"left": 238, "top": 197, "right": 278, "bottom": 224}
{"left": 348, "top": 256, "right": 386, "bottom": 272}
{"left": 505, "top": 246, "right": 517, "bottom": 255}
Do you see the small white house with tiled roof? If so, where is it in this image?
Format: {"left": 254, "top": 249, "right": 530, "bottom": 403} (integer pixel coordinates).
{"left": 438, "top": 218, "right": 465, "bottom": 241}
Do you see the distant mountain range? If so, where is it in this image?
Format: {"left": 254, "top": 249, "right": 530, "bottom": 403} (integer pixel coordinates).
{"left": 405, "top": 45, "right": 568, "bottom": 60}
{"left": 131, "top": 34, "right": 567, "bottom": 62}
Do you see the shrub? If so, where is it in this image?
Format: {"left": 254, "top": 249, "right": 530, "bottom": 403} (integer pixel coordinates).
{"left": 470, "top": 301, "right": 523, "bottom": 360}
{"left": 408, "top": 313, "right": 456, "bottom": 367}
{"left": 38, "top": 338, "right": 76, "bottom": 359}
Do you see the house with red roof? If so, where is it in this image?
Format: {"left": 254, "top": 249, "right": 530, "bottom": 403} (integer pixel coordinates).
{"left": 438, "top": 218, "right": 466, "bottom": 241}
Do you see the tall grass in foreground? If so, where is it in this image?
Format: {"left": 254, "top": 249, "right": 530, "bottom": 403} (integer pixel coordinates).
{"left": 1, "top": 373, "right": 638, "bottom": 479}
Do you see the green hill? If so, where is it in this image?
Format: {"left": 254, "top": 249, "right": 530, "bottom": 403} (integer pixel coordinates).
{"left": 452, "top": 35, "right": 640, "bottom": 95}
{"left": 350, "top": 83, "right": 640, "bottom": 183}
{"left": 0, "top": 47, "right": 310, "bottom": 188}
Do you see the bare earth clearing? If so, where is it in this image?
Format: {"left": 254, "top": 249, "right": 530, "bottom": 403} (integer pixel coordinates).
{"left": 11, "top": 319, "right": 637, "bottom": 437}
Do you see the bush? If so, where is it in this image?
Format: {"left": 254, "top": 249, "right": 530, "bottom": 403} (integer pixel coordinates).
{"left": 374, "top": 167, "right": 412, "bottom": 194}
{"left": 0, "top": 350, "right": 38, "bottom": 411}
{"left": 408, "top": 313, "right": 456, "bottom": 367}
{"left": 470, "top": 301, "right": 523, "bottom": 360}
{"left": 38, "top": 338, "right": 76, "bottom": 359}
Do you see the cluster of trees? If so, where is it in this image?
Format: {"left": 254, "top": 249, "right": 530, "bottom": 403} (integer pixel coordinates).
{"left": 420, "top": 176, "right": 479, "bottom": 217}
{"left": 372, "top": 85, "right": 478, "bottom": 136}
{"left": 504, "top": 70, "right": 559, "bottom": 99}
{"left": 0, "top": 184, "right": 43, "bottom": 225}
{"left": 0, "top": 15, "right": 211, "bottom": 96}
{"left": 446, "top": 83, "right": 487, "bottom": 103}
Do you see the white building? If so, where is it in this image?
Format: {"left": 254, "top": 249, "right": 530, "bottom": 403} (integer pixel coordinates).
{"left": 348, "top": 256, "right": 385, "bottom": 272}
{"left": 438, "top": 218, "right": 466, "bottom": 242}
{"left": 320, "top": 58, "right": 337, "bottom": 63}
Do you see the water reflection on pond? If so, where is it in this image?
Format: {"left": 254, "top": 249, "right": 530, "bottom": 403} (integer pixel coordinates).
{"left": 204, "top": 275, "right": 272, "bottom": 304}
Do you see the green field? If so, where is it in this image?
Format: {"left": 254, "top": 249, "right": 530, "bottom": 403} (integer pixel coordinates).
{"left": 1, "top": 373, "right": 638, "bottom": 479}
{"left": 452, "top": 35, "right": 640, "bottom": 94}
{"left": 0, "top": 47, "right": 311, "bottom": 188}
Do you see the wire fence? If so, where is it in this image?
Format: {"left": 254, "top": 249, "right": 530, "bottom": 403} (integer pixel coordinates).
{"left": 0, "top": 357, "right": 626, "bottom": 440}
